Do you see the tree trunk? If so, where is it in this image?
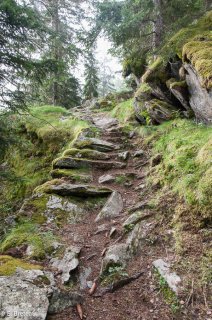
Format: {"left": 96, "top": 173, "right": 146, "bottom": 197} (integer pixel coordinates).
{"left": 152, "top": 0, "right": 163, "bottom": 52}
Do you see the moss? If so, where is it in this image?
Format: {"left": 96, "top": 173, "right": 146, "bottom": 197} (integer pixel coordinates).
{"left": 154, "top": 269, "right": 180, "bottom": 313}
{"left": 110, "top": 99, "right": 134, "bottom": 124}
{"left": 100, "top": 263, "right": 128, "bottom": 286}
{"left": 166, "top": 79, "right": 187, "bottom": 89}
{"left": 115, "top": 175, "right": 128, "bottom": 184}
{"left": 0, "top": 222, "right": 57, "bottom": 260}
{"left": 34, "top": 179, "right": 62, "bottom": 194}
{"left": 141, "top": 57, "right": 167, "bottom": 84}
{"left": 182, "top": 39, "right": 212, "bottom": 88}
{"left": 0, "top": 255, "right": 42, "bottom": 276}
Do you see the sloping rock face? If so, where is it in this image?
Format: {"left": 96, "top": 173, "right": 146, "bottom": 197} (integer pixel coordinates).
{"left": 184, "top": 64, "right": 212, "bottom": 123}
{"left": 95, "top": 191, "right": 123, "bottom": 222}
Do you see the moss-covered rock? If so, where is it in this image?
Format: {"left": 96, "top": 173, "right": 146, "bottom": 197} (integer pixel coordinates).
{"left": 0, "top": 222, "right": 57, "bottom": 260}
{"left": 182, "top": 39, "right": 212, "bottom": 89}
{"left": 34, "top": 179, "right": 113, "bottom": 197}
{"left": 141, "top": 57, "right": 168, "bottom": 84}
{"left": 50, "top": 168, "right": 92, "bottom": 182}
{"left": 0, "top": 255, "right": 42, "bottom": 276}
{"left": 135, "top": 99, "right": 180, "bottom": 125}
{"left": 166, "top": 78, "right": 192, "bottom": 114}
{"left": 53, "top": 156, "right": 126, "bottom": 170}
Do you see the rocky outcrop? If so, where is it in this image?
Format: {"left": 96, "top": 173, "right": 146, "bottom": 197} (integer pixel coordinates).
{"left": 73, "top": 137, "right": 119, "bottom": 152}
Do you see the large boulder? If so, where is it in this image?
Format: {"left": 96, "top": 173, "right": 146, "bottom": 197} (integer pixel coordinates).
{"left": 63, "top": 148, "right": 110, "bottom": 160}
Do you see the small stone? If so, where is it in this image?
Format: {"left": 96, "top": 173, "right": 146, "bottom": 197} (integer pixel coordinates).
{"left": 109, "top": 227, "right": 117, "bottom": 238}
{"left": 118, "top": 151, "right": 130, "bottom": 161}
{"left": 133, "top": 150, "right": 145, "bottom": 158}
{"left": 101, "top": 243, "right": 130, "bottom": 275}
{"left": 98, "top": 174, "right": 115, "bottom": 184}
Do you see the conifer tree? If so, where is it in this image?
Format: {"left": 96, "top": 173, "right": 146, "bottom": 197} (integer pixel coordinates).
{"left": 83, "top": 51, "right": 99, "bottom": 100}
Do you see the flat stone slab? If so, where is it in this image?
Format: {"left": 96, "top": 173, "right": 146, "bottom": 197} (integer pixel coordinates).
{"left": 53, "top": 156, "right": 126, "bottom": 170}
{"left": 153, "top": 259, "right": 181, "bottom": 294}
{"left": 51, "top": 246, "right": 81, "bottom": 284}
{"left": 35, "top": 181, "right": 113, "bottom": 197}
{"left": 95, "top": 191, "right": 123, "bottom": 221}
{"left": 63, "top": 148, "right": 111, "bottom": 160}
{"left": 93, "top": 116, "right": 118, "bottom": 129}
{"left": 0, "top": 269, "right": 52, "bottom": 320}
{"left": 101, "top": 243, "right": 130, "bottom": 275}
{"left": 74, "top": 137, "right": 119, "bottom": 152}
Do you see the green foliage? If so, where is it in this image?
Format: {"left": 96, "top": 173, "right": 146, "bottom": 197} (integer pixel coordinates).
{"left": 101, "top": 263, "right": 128, "bottom": 285}
{"left": 0, "top": 221, "right": 57, "bottom": 260}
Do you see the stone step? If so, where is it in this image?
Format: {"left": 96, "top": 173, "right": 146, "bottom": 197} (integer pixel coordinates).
{"left": 73, "top": 137, "right": 119, "bottom": 152}
{"left": 53, "top": 156, "right": 126, "bottom": 170}
{"left": 63, "top": 148, "right": 111, "bottom": 161}
{"left": 34, "top": 180, "right": 113, "bottom": 197}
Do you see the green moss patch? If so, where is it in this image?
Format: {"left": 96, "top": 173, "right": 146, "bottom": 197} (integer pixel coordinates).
{"left": 0, "top": 222, "right": 57, "bottom": 260}
{"left": 0, "top": 255, "right": 42, "bottom": 276}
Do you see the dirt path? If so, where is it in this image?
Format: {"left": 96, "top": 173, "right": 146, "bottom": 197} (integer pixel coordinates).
{"left": 47, "top": 112, "right": 184, "bottom": 320}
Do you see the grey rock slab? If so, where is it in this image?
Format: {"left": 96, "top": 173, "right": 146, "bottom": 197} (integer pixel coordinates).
{"left": 0, "top": 269, "right": 52, "bottom": 320}
{"left": 48, "top": 290, "right": 83, "bottom": 314}
{"left": 51, "top": 246, "right": 81, "bottom": 284}
{"left": 79, "top": 267, "right": 92, "bottom": 290}
{"left": 127, "top": 221, "right": 155, "bottom": 254}
{"left": 128, "top": 200, "right": 150, "bottom": 213}
{"left": 153, "top": 259, "right": 181, "bottom": 294}
{"left": 101, "top": 243, "right": 130, "bottom": 274}
{"left": 35, "top": 182, "right": 113, "bottom": 197}
{"left": 74, "top": 137, "right": 119, "bottom": 152}
{"left": 53, "top": 157, "right": 126, "bottom": 170}
{"left": 98, "top": 174, "right": 115, "bottom": 184}
{"left": 95, "top": 191, "right": 123, "bottom": 222}
{"left": 123, "top": 211, "right": 152, "bottom": 230}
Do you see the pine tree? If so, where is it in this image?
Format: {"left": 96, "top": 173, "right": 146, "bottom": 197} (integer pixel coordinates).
{"left": 83, "top": 51, "right": 99, "bottom": 100}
